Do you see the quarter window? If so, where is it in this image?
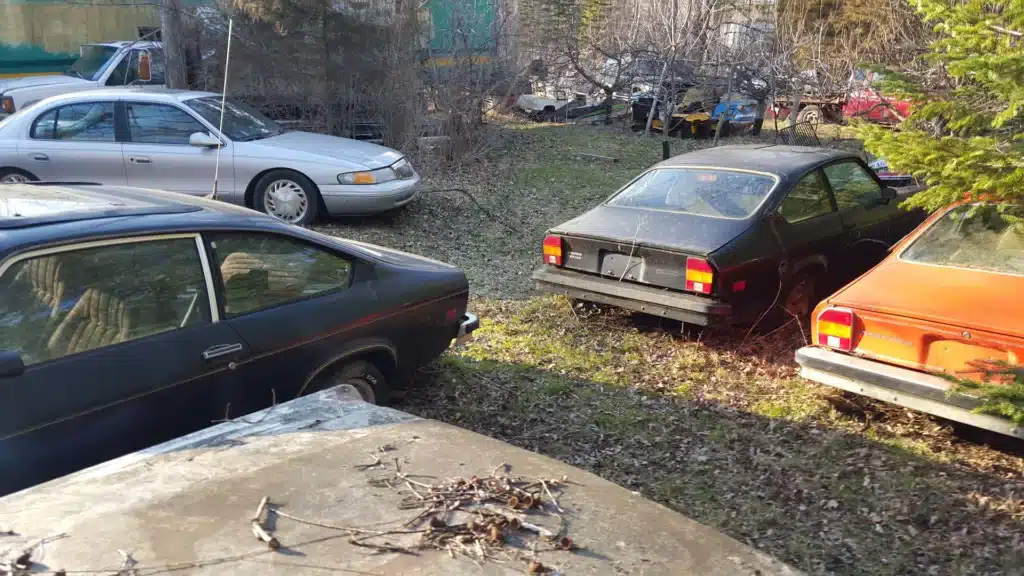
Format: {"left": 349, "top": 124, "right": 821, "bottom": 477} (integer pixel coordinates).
{"left": 211, "top": 233, "right": 353, "bottom": 316}
{"left": 0, "top": 238, "right": 211, "bottom": 366}
{"left": 126, "top": 103, "right": 208, "bottom": 145}
{"left": 823, "top": 161, "right": 882, "bottom": 209}
{"left": 30, "top": 102, "right": 116, "bottom": 141}
{"left": 778, "top": 171, "right": 833, "bottom": 223}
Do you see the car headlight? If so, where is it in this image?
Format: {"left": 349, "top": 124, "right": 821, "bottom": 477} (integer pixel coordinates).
{"left": 392, "top": 158, "right": 415, "bottom": 180}
{"left": 338, "top": 165, "right": 397, "bottom": 185}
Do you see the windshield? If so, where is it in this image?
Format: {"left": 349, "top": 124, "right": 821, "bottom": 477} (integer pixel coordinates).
{"left": 607, "top": 168, "right": 777, "bottom": 219}
{"left": 66, "top": 45, "right": 119, "bottom": 81}
{"left": 184, "top": 97, "right": 283, "bottom": 141}
{"left": 901, "top": 204, "right": 1024, "bottom": 275}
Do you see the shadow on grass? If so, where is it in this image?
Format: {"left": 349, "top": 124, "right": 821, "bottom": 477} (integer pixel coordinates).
{"left": 400, "top": 354, "right": 1023, "bottom": 576}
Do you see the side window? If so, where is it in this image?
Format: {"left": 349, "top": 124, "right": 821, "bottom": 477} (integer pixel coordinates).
{"left": 778, "top": 171, "right": 834, "bottom": 223}
{"left": 30, "top": 109, "right": 57, "bottom": 139}
{"left": 30, "top": 102, "right": 116, "bottom": 142}
{"left": 823, "top": 161, "right": 882, "bottom": 209}
{"left": 0, "top": 238, "right": 211, "bottom": 366}
{"left": 210, "top": 233, "right": 354, "bottom": 317}
{"left": 126, "top": 103, "right": 207, "bottom": 145}
{"left": 105, "top": 55, "right": 129, "bottom": 86}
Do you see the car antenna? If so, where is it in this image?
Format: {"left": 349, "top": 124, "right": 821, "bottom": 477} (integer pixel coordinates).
{"left": 210, "top": 18, "right": 233, "bottom": 201}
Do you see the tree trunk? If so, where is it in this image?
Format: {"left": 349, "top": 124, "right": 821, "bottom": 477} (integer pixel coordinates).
{"left": 752, "top": 98, "right": 767, "bottom": 136}
{"left": 644, "top": 61, "right": 669, "bottom": 136}
{"left": 790, "top": 92, "right": 802, "bottom": 129}
{"left": 604, "top": 88, "right": 613, "bottom": 125}
{"left": 713, "top": 64, "right": 735, "bottom": 147}
{"left": 160, "top": 0, "right": 187, "bottom": 89}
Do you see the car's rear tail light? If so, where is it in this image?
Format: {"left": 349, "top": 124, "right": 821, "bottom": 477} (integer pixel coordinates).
{"left": 685, "top": 257, "right": 713, "bottom": 294}
{"left": 542, "top": 234, "right": 563, "bottom": 266}
{"left": 817, "top": 307, "right": 854, "bottom": 352}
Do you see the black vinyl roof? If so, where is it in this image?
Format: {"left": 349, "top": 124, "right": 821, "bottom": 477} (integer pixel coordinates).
{"left": 655, "top": 145, "right": 860, "bottom": 176}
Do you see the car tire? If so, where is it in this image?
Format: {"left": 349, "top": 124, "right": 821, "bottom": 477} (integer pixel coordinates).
{"left": 0, "top": 168, "right": 38, "bottom": 184}
{"left": 306, "top": 360, "right": 388, "bottom": 404}
{"left": 254, "top": 170, "right": 320, "bottom": 225}
{"left": 796, "top": 105, "right": 824, "bottom": 125}
{"left": 768, "top": 272, "right": 818, "bottom": 332}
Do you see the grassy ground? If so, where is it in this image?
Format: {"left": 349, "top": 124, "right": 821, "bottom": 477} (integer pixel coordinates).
{"left": 315, "top": 123, "right": 1023, "bottom": 575}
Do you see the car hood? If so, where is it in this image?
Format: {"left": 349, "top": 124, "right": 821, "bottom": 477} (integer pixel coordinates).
{"left": 830, "top": 257, "right": 1024, "bottom": 338}
{"left": 0, "top": 391, "right": 798, "bottom": 576}
{"left": 551, "top": 204, "right": 754, "bottom": 256}
{"left": 242, "top": 131, "right": 403, "bottom": 170}
{"left": 0, "top": 75, "right": 86, "bottom": 92}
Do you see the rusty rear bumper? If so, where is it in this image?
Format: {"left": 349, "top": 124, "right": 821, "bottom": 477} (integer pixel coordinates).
{"left": 795, "top": 346, "right": 1023, "bottom": 439}
{"left": 532, "top": 266, "right": 731, "bottom": 326}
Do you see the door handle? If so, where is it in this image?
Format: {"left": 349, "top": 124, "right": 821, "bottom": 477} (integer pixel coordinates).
{"left": 203, "top": 343, "right": 243, "bottom": 360}
{"left": 31, "top": 153, "right": 48, "bottom": 162}
{"left": 129, "top": 156, "right": 151, "bottom": 164}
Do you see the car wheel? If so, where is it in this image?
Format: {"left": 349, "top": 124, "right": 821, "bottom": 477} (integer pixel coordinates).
{"left": 255, "top": 170, "right": 320, "bottom": 225}
{"left": 778, "top": 273, "right": 817, "bottom": 330}
{"left": 796, "top": 105, "right": 824, "bottom": 125}
{"left": 0, "top": 168, "right": 38, "bottom": 184}
{"left": 307, "top": 360, "right": 387, "bottom": 404}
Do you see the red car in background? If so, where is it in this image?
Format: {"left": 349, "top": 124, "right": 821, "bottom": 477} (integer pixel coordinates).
{"left": 843, "top": 70, "right": 912, "bottom": 124}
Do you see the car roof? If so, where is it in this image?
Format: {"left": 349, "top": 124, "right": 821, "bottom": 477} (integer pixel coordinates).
{"left": 0, "top": 183, "right": 256, "bottom": 254}
{"left": 28, "top": 87, "right": 218, "bottom": 108}
{"left": 86, "top": 41, "right": 163, "bottom": 50}
{"left": 654, "top": 144, "right": 861, "bottom": 176}
{"left": 0, "top": 183, "right": 391, "bottom": 264}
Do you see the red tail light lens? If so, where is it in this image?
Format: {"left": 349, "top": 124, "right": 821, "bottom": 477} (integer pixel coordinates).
{"left": 542, "top": 234, "right": 563, "bottom": 266}
{"left": 685, "top": 257, "right": 713, "bottom": 294}
{"left": 817, "top": 307, "right": 853, "bottom": 352}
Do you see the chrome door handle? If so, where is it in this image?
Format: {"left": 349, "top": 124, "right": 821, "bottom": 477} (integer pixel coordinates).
{"left": 31, "top": 153, "right": 48, "bottom": 161}
{"left": 129, "top": 156, "right": 151, "bottom": 164}
{"left": 203, "top": 343, "right": 243, "bottom": 360}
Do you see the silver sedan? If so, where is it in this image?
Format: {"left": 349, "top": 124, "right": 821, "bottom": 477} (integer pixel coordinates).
{"left": 0, "top": 88, "right": 420, "bottom": 223}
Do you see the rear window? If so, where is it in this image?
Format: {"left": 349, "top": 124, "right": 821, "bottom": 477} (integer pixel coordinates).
{"left": 901, "top": 204, "right": 1024, "bottom": 275}
{"left": 606, "top": 168, "right": 776, "bottom": 219}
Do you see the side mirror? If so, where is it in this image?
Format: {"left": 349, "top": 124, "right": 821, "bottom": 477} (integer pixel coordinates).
{"left": 137, "top": 50, "right": 152, "bottom": 83}
{"left": 876, "top": 186, "right": 897, "bottom": 205}
{"left": 0, "top": 350, "right": 25, "bottom": 378}
{"left": 189, "top": 132, "right": 221, "bottom": 148}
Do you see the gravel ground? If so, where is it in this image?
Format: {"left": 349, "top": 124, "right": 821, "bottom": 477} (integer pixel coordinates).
{"left": 314, "top": 122, "right": 1024, "bottom": 575}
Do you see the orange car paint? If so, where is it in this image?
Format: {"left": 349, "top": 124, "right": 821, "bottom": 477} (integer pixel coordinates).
{"left": 811, "top": 205, "right": 1024, "bottom": 383}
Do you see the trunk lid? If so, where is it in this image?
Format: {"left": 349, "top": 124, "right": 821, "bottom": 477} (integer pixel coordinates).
{"left": 831, "top": 258, "right": 1024, "bottom": 380}
{"left": 550, "top": 205, "right": 752, "bottom": 292}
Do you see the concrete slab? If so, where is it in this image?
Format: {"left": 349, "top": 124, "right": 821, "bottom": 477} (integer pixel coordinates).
{"left": 0, "top": 388, "right": 800, "bottom": 575}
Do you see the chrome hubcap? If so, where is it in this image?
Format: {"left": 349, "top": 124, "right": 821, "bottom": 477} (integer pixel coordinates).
{"left": 0, "top": 173, "right": 30, "bottom": 184}
{"left": 264, "top": 180, "right": 308, "bottom": 223}
{"left": 334, "top": 378, "right": 375, "bottom": 404}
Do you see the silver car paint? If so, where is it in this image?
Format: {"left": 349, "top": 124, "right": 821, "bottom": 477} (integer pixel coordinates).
{"left": 0, "top": 88, "right": 419, "bottom": 215}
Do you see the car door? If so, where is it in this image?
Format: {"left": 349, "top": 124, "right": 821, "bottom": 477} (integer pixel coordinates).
{"left": 822, "top": 159, "right": 900, "bottom": 274}
{"left": 0, "top": 234, "right": 248, "bottom": 495}
{"left": 203, "top": 231, "right": 378, "bottom": 415}
{"left": 770, "top": 169, "right": 844, "bottom": 291}
{"left": 121, "top": 101, "right": 234, "bottom": 195}
{"left": 22, "top": 100, "right": 126, "bottom": 184}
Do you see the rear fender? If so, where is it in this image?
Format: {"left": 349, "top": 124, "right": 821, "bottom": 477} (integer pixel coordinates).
{"left": 297, "top": 338, "right": 398, "bottom": 397}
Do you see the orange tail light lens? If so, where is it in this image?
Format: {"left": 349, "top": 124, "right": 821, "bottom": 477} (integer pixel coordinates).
{"left": 685, "top": 257, "right": 713, "bottom": 294}
{"left": 817, "top": 307, "right": 853, "bottom": 352}
{"left": 542, "top": 234, "right": 563, "bottom": 266}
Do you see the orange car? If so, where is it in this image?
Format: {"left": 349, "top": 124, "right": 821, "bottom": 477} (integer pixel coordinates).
{"left": 796, "top": 202, "right": 1024, "bottom": 438}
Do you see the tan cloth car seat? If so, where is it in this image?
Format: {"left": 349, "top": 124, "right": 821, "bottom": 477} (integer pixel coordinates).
{"left": 47, "top": 288, "right": 132, "bottom": 357}
{"left": 12, "top": 256, "right": 65, "bottom": 318}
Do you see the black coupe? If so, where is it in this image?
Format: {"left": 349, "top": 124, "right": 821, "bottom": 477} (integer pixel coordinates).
{"left": 533, "top": 145, "right": 925, "bottom": 328}
{"left": 0, "top": 182, "right": 477, "bottom": 495}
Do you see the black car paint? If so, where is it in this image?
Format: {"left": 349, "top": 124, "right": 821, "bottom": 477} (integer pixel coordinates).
{"left": 536, "top": 146, "right": 926, "bottom": 325}
{"left": 0, "top": 186, "right": 470, "bottom": 496}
